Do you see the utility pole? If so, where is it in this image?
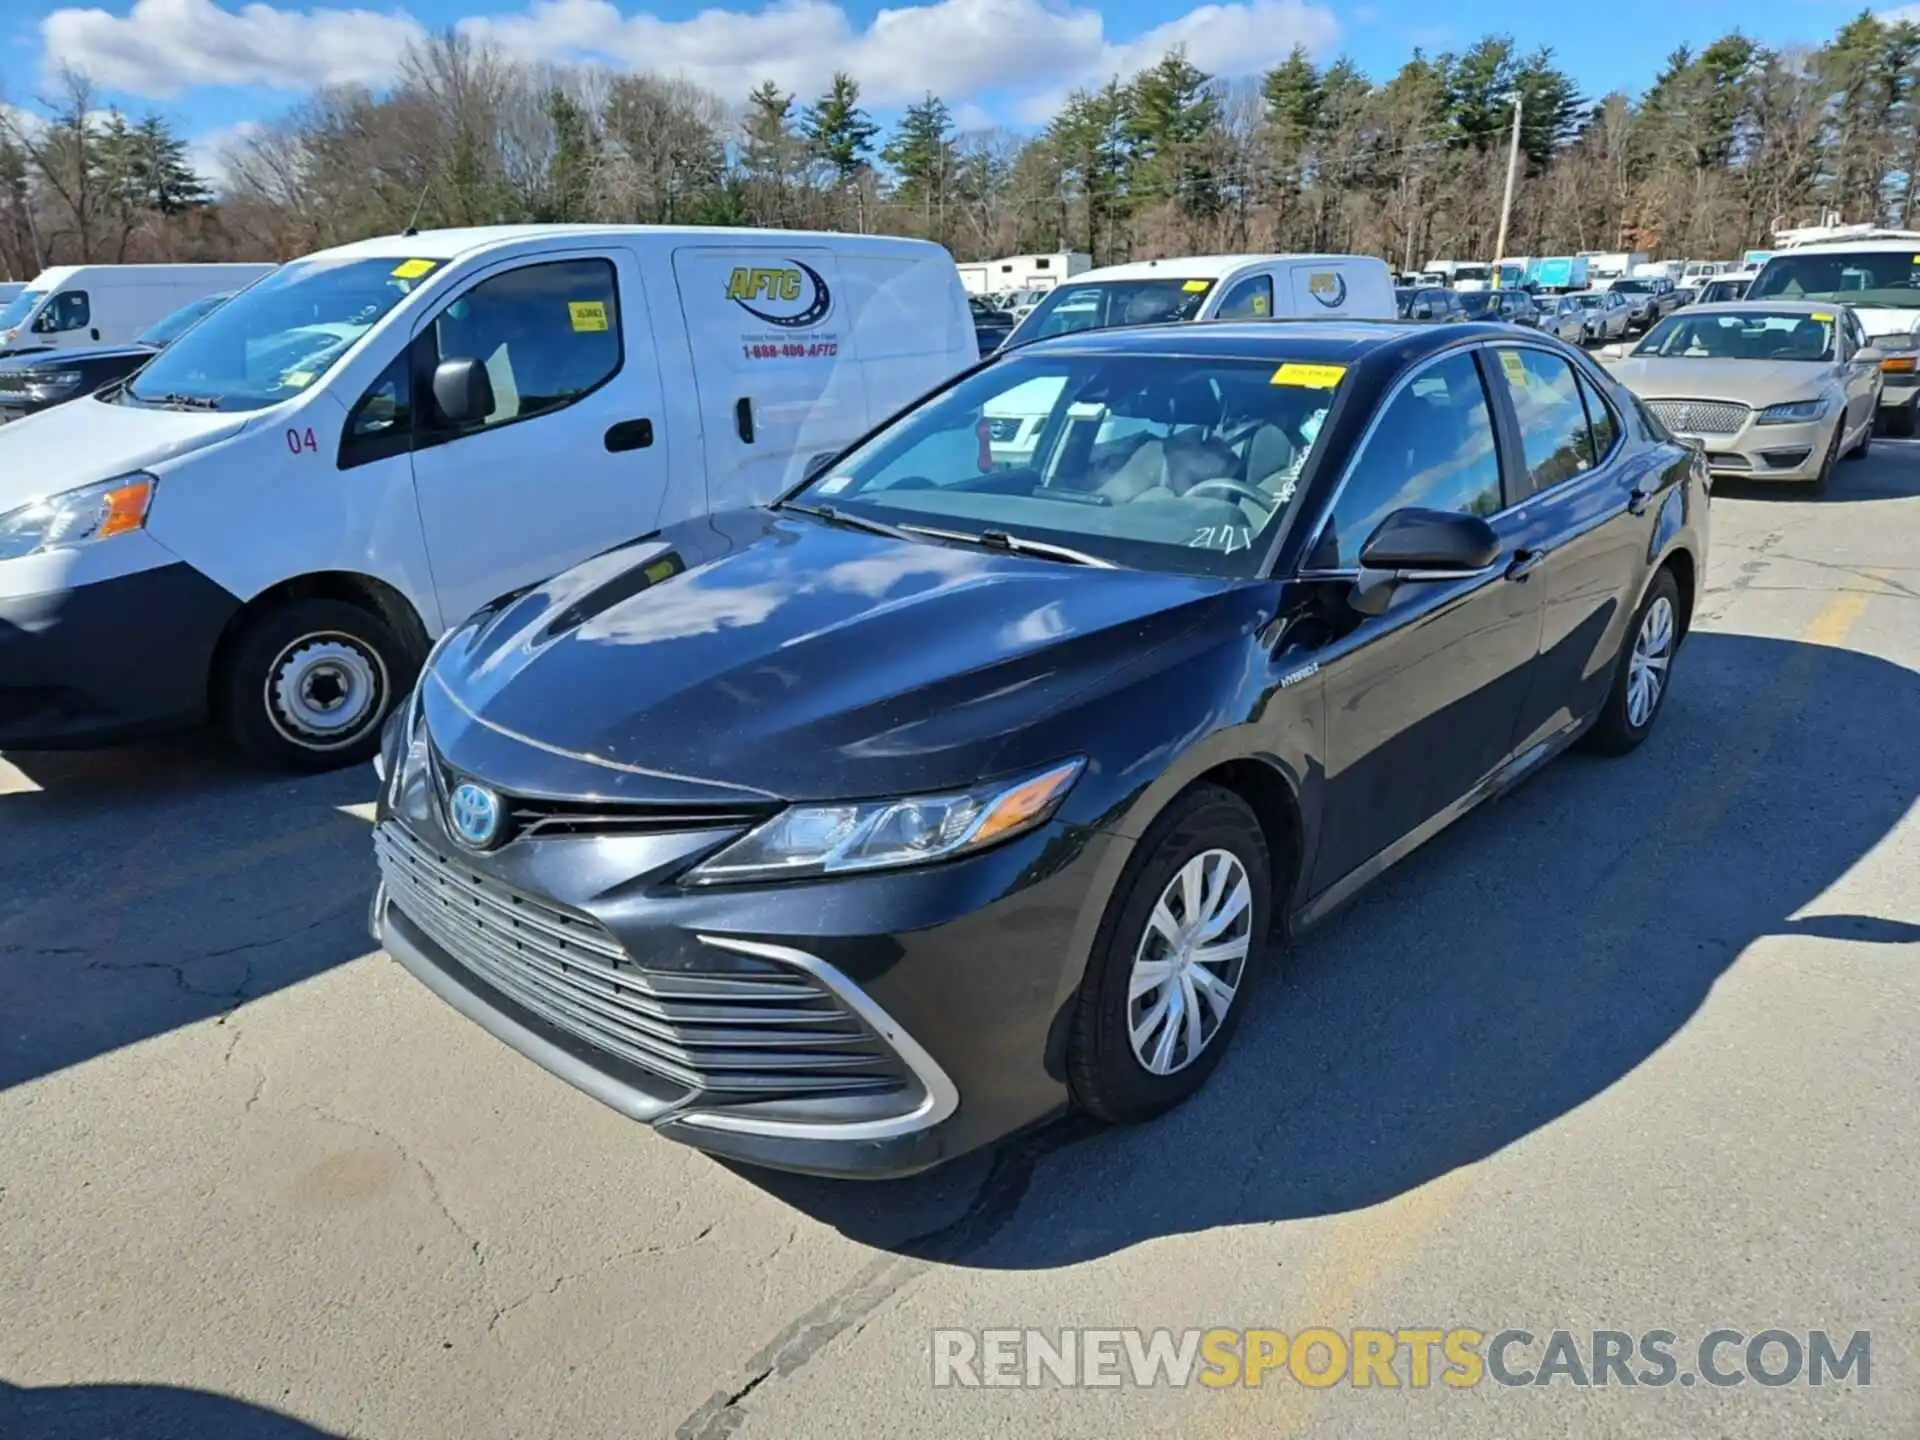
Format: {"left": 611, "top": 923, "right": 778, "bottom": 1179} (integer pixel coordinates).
{"left": 1494, "top": 94, "right": 1523, "bottom": 273}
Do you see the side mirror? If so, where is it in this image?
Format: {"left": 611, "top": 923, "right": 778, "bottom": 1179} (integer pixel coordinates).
{"left": 1358, "top": 507, "right": 1501, "bottom": 576}
{"left": 1855, "top": 345, "right": 1888, "bottom": 365}
{"left": 431, "top": 357, "right": 494, "bottom": 427}
{"left": 1597, "top": 342, "right": 1632, "bottom": 361}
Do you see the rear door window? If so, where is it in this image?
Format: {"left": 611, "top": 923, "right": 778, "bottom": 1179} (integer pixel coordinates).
{"left": 1489, "top": 346, "right": 1597, "bottom": 491}
{"left": 1216, "top": 274, "right": 1274, "bottom": 319}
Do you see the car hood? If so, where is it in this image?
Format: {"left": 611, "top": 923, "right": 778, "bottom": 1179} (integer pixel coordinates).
{"left": 1605, "top": 357, "right": 1836, "bottom": 404}
{"left": 422, "top": 508, "right": 1243, "bottom": 803}
{"left": 0, "top": 342, "right": 151, "bottom": 371}
{"left": 0, "top": 394, "right": 249, "bottom": 510}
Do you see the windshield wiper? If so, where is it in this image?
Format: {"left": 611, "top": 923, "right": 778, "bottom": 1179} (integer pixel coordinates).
{"left": 899, "top": 523, "right": 1118, "bottom": 569}
{"left": 136, "top": 391, "right": 222, "bottom": 411}
{"left": 781, "top": 502, "right": 919, "bottom": 542}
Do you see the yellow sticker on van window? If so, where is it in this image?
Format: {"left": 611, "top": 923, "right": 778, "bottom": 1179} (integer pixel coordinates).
{"left": 1271, "top": 362, "right": 1346, "bottom": 389}
{"left": 1182, "top": 279, "right": 1211, "bottom": 293}
{"left": 1498, "top": 349, "right": 1528, "bottom": 384}
{"left": 569, "top": 300, "right": 609, "bottom": 332}
{"left": 1308, "top": 272, "right": 1340, "bottom": 296}
{"left": 1812, "top": 311, "right": 1835, "bottom": 322}
{"left": 1252, "top": 294, "right": 1270, "bottom": 316}
{"left": 390, "top": 259, "right": 437, "bottom": 279}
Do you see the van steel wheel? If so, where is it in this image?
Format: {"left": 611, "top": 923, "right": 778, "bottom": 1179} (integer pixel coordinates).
{"left": 218, "top": 597, "right": 415, "bottom": 771}
{"left": 1068, "top": 785, "right": 1273, "bottom": 1124}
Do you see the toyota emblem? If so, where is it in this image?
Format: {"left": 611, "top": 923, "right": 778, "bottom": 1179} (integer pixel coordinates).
{"left": 447, "top": 780, "right": 504, "bottom": 849}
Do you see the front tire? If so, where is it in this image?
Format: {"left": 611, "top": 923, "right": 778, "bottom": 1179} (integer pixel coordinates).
{"left": 1585, "top": 568, "right": 1682, "bottom": 756}
{"left": 216, "top": 597, "right": 415, "bottom": 771}
{"left": 1068, "top": 786, "right": 1273, "bottom": 1125}
{"left": 1807, "top": 420, "right": 1843, "bottom": 497}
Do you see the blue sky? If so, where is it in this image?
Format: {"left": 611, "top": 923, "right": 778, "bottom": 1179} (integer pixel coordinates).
{"left": 0, "top": 0, "right": 1880, "bottom": 178}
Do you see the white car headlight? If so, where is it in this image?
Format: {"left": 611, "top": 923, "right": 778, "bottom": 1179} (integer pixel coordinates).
{"left": 686, "top": 759, "right": 1085, "bottom": 885}
{"left": 0, "top": 472, "right": 156, "bottom": 561}
{"left": 1756, "top": 399, "right": 1828, "bottom": 425}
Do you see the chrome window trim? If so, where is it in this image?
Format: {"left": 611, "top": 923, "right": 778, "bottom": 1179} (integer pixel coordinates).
{"left": 677, "top": 935, "right": 961, "bottom": 1142}
{"left": 1295, "top": 341, "right": 1510, "bottom": 572}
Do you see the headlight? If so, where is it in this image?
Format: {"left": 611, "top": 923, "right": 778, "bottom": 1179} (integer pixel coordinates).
{"left": 686, "top": 758, "right": 1085, "bottom": 885}
{"left": 1756, "top": 399, "right": 1829, "bottom": 425}
{"left": 26, "top": 371, "right": 84, "bottom": 391}
{"left": 0, "top": 472, "right": 156, "bottom": 561}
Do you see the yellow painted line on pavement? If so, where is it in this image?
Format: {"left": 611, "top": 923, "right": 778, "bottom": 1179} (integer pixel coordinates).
{"left": 1222, "top": 583, "right": 1876, "bottom": 1437}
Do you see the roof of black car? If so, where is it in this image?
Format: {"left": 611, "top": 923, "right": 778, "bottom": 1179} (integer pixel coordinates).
{"left": 1015, "top": 318, "right": 1513, "bottom": 366}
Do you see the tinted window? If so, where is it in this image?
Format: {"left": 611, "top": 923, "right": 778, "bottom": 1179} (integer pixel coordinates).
{"left": 41, "top": 291, "right": 90, "bottom": 331}
{"left": 1750, "top": 250, "right": 1920, "bottom": 308}
{"left": 1015, "top": 280, "right": 1212, "bottom": 342}
{"left": 1575, "top": 370, "right": 1619, "bottom": 459}
{"left": 1312, "top": 351, "right": 1503, "bottom": 568}
{"left": 341, "top": 352, "right": 413, "bottom": 467}
{"left": 1635, "top": 311, "right": 1835, "bottom": 361}
{"left": 1216, "top": 274, "right": 1273, "bottom": 319}
{"left": 1491, "top": 347, "right": 1595, "bottom": 490}
{"left": 428, "top": 259, "right": 620, "bottom": 429}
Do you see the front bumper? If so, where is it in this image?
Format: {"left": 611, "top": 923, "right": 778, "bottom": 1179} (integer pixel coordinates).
{"left": 372, "top": 774, "right": 1120, "bottom": 1178}
{"left": 1673, "top": 414, "right": 1835, "bottom": 482}
{"left": 0, "top": 543, "right": 240, "bottom": 747}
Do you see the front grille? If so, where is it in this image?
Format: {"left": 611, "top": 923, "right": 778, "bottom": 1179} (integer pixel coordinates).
{"left": 1644, "top": 399, "right": 1750, "bottom": 435}
{"left": 987, "top": 417, "right": 1021, "bottom": 442}
{"left": 375, "top": 822, "right": 909, "bottom": 1098}
{"left": 428, "top": 745, "right": 772, "bottom": 840}
{"left": 0, "top": 374, "right": 29, "bottom": 394}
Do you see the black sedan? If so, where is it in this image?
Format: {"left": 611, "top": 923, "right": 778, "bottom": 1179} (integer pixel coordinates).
{"left": 372, "top": 320, "right": 1709, "bottom": 1178}
{"left": 0, "top": 291, "right": 229, "bottom": 422}
{"left": 1395, "top": 286, "right": 1467, "bottom": 321}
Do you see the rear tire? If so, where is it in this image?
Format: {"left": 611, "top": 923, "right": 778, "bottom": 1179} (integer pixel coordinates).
{"left": 1585, "top": 567, "right": 1683, "bottom": 757}
{"left": 216, "top": 598, "right": 415, "bottom": 771}
{"left": 1068, "top": 786, "right": 1273, "bottom": 1125}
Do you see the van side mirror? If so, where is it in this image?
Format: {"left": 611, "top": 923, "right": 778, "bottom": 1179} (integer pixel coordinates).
{"left": 432, "top": 357, "right": 494, "bottom": 427}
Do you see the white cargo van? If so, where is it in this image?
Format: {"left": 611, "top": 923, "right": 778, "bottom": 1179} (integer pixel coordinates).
{"left": 1747, "top": 232, "right": 1920, "bottom": 433}
{"left": 990, "top": 253, "right": 1394, "bottom": 463}
{"left": 0, "top": 225, "right": 975, "bottom": 767}
{"left": 0, "top": 263, "right": 277, "bottom": 357}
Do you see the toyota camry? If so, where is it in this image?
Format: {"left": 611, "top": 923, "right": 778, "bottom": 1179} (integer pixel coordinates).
{"left": 371, "top": 319, "right": 1708, "bottom": 1178}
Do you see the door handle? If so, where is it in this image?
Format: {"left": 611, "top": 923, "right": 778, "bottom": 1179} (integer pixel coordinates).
{"left": 604, "top": 418, "right": 653, "bottom": 452}
{"left": 735, "top": 397, "right": 755, "bottom": 444}
{"left": 1627, "top": 485, "right": 1655, "bottom": 516}
{"left": 1505, "top": 548, "right": 1547, "bottom": 582}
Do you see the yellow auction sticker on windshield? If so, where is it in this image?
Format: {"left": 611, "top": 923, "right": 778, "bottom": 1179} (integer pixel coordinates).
{"left": 390, "top": 259, "right": 437, "bottom": 280}
{"left": 1182, "top": 280, "right": 1212, "bottom": 293}
{"left": 1271, "top": 362, "right": 1346, "bottom": 389}
{"left": 569, "top": 301, "right": 609, "bottom": 332}
{"left": 1499, "top": 350, "right": 1528, "bottom": 383}
{"left": 1812, "top": 311, "right": 1835, "bottom": 322}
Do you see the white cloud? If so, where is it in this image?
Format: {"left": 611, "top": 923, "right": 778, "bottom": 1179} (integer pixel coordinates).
{"left": 40, "top": 0, "right": 1339, "bottom": 116}
{"left": 185, "top": 118, "right": 263, "bottom": 189}
{"left": 42, "top": 0, "right": 428, "bottom": 97}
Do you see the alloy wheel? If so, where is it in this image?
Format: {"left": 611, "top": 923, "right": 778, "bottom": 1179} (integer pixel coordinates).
{"left": 1626, "top": 596, "right": 1675, "bottom": 728}
{"left": 1127, "top": 848, "right": 1254, "bottom": 1076}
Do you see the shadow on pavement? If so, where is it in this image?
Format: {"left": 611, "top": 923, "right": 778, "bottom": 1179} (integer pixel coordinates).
{"left": 0, "top": 734, "right": 380, "bottom": 1091}
{"left": 747, "top": 630, "right": 1920, "bottom": 1266}
{"left": 1712, "top": 438, "right": 1920, "bottom": 503}
{"left": 0, "top": 1378, "right": 344, "bottom": 1439}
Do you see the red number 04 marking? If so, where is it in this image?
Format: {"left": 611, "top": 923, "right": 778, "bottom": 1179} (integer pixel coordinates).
{"left": 285, "top": 427, "right": 318, "bottom": 455}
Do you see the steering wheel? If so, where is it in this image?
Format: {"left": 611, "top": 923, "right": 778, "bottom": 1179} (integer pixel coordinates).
{"left": 1185, "top": 478, "right": 1276, "bottom": 509}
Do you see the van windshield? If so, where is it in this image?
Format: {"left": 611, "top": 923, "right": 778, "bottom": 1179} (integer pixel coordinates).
{"left": 1013, "top": 279, "right": 1214, "bottom": 344}
{"left": 123, "top": 256, "right": 440, "bottom": 410}
{"left": 0, "top": 290, "right": 46, "bottom": 332}
{"left": 1749, "top": 250, "right": 1920, "bottom": 309}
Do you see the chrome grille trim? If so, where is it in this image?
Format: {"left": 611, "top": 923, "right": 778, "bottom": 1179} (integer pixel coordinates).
{"left": 1643, "top": 398, "right": 1750, "bottom": 435}
{"left": 375, "top": 822, "right": 909, "bottom": 1097}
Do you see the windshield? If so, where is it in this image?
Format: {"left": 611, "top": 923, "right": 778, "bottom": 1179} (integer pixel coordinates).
{"left": 1611, "top": 280, "right": 1649, "bottom": 293}
{"left": 1455, "top": 265, "right": 1490, "bottom": 282}
{"left": 1634, "top": 310, "right": 1836, "bottom": 361}
{"left": 1458, "top": 292, "right": 1501, "bottom": 318}
{"left": 1013, "top": 279, "right": 1213, "bottom": 343}
{"left": 124, "top": 256, "right": 439, "bottom": 410}
{"left": 135, "top": 293, "right": 231, "bottom": 349}
{"left": 1749, "top": 250, "right": 1920, "bottom": 309}
{"left": 0, "top": 290, "right": 46, "bottom": 332}
{"left": 1573, "top": 294, "right": 1604, "bottom": 309}
{"left": 787, "top": 352, "right": 1340, "bottom": 577}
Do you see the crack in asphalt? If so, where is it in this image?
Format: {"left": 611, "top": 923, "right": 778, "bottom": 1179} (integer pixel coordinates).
{"left": 672, "top": 1116, "right": 1102, "bottom": 1440}
{"left": 485, "top": 1223, "right": 719, "bottom": 1336}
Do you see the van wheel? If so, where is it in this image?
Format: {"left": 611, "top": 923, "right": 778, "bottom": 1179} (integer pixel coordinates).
{"left": 217, "top": 598, "right": 414, "bottom": 771}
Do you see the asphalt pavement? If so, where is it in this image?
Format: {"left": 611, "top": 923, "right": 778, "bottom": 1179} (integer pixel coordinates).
{"left": 4, "top": 446, "right": 1919, "bottom": 1439}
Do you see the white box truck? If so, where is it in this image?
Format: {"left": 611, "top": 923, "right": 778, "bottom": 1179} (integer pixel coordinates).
{"left": 0, "top": 263, "right": 278, "bottom": 357}
{"left": 0, "top": 225, "right": 976, "bottom": 767}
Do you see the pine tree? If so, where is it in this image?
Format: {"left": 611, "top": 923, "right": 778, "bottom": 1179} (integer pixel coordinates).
{"left": 803, "top": 73, "right": 879, "bottom": 183}
{"left": 540, "top": 87, "right": 597, "bottom": 223}
{"left": 132, "top": 115, "right": 210, "bottom": 211}
{"left": 1047, "top": 81, "right": 1133, "bottom": 260}
{"left": 881, "top": 94, "right": 955, "bottom": 223}
{"left": 1124, "top": 48, "right": 1224, "bottom": 218}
